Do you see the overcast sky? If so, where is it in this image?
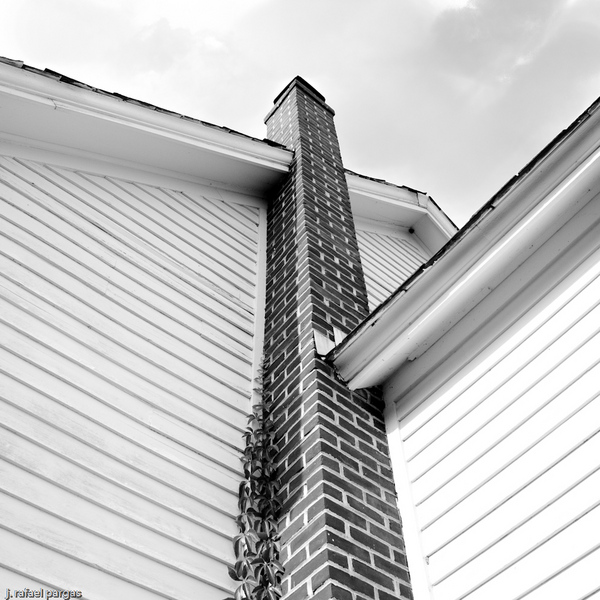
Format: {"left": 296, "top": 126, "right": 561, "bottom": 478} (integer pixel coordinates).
{"left": 3, "top": 0, "right": 600, "bottom": 225}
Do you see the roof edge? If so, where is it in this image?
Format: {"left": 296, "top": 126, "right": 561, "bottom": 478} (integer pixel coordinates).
{"left": 0, "top": 56, "right": 289, "bottom": 152}
{"left": 329, "top": 93, "right": 600, "bottom": 389}
{"left": 0, "top": 57, "right": 293, "bottom": 194}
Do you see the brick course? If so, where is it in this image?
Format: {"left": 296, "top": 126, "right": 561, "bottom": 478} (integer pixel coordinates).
{"left": 263, "top": 77, "right": 412, "bottom": 600}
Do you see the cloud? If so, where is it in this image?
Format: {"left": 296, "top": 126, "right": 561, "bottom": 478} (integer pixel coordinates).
{"left": 431, "top": 0, "right": 564, "bottom": 86}
{"left": 4, "top": 0, "right": 130, "bottom": 65}
{"left": 2, "top": 0, "right": 600, "bottom": 225}
{"left": 118, "top": 18, "right": 195, "bottom": 74}
{"left": 484, "top": 2, "right": 600, "bottom": 159}
{"left": 333, "top": 0, "right": 600, "bottom": 225}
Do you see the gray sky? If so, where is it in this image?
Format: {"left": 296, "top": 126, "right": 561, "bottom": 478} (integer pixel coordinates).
{"left": 3, "top": 0, "right": 600, "bottom": 225}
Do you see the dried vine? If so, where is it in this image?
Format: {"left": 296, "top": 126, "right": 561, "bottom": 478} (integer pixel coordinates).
{"left": 226, "top": 369, "right": 284, "bottom": 600}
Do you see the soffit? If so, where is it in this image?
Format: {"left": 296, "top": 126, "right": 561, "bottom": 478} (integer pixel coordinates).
{"left": 0, "top": 58, "right": 292, "bottom": 196}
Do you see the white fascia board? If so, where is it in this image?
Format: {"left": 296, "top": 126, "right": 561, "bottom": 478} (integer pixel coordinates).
{"left": 0, "top": 63, "right": 292, "bottom": 193}
{"left": 347, "top": 172, "right": 422, "bottom": 206}
{"left": 347, "top": 173, "right": 425, "bottom": 226}
{"left": 347, "top": 173, "right": 456, "bottom": 249}
{"left": 417, "top": 193, "right": 458, "bottom": 236}
{"left": 332, "top": 103, "right": 600, "bottom": 389}
{"left": 413, "top": 194, "right": 458, "bottom": 254}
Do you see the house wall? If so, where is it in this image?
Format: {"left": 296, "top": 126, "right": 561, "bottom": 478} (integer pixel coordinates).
{"left": 0, "top": 143, "right": 267, "bottom": 598}
{"left": 354, "top": 222, "right": 429, "bottom": 311}
{"left": 385, "top": 192, "right": 600, "bottom": 600}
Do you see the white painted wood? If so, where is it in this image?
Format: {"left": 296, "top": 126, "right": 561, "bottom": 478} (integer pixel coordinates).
{"left": 0, "top": 390, "right": 237, "bottom": 538}
{"left": 0, "top": 137, "right": 271, "bottom": 209}
{"left": 412, "top": 327, "right": 600, "bottom": 506}
{"left": 251, "top": 205, "right": 268, "bottom": 407}
{"left": 388, "top": 195, "right": 600, "bottom": 421}
{"left": 113, "top": 179, "right": 259, "bottom": 259}
{"left": 0, "top": 376, "right": 240, "bottom": 510}
{"left": 419, "top": 390, "right": 600, "bottom": 533}
{"left": 0, "top": 176, "right": 254, "bottom": 350}
{"left": 386, "top": 411, "right": 434, "bottom": 600}
{"left": 404, "top": 272, "right": 600, "bottom": 466}
{"left": 63, "top": 169, "right": 256, "bottom": 292}
{"left": 355, "top": 228, "right": 429, "bottom": 310}
{"left": 438, "top": 504, "right": 600, "bottom": 600}
{"left": 0, "top": 528, "right": 178, "bottom": 600}
{"left": 430, "top": 466, "right": 600, "bottom": 591}
{"left": 0, "top": 329, "right": 241, "bottom": 471}
{"left": 0, "top": 304, "right": 247, "bottom": 442}
{"left": 1, "top": 156, "right": 256, "bottom": 307}
{"left": 0, "top": 459, "right": 233, "bottom": 579}
{"left": 0, "top": 149, "right": 266, "bottom": 598}
{"left": 388, "top": 217, "right": 600, "bottom": 599}
{"left": 519, "top": 547, "right": 600, "bottom": 600}
{"left": 0, "top": 566, "right": 52, "bottom": 594}
{"left": 0, "top": 272, "right": 250, "bottom": 410}
{"left": 0, "top": 255, "right": 251, "bottom": 390}
{"left": 0, "top": 493, "right": 231, "bottom": 599}
{"left": 0, "top": 60, "right": 292, "bottom": 199}
{"left": 426, "top": 432, "right": 600, "bottom": 564}
{"left": 0, "top": 428, "right": 233, "bottom": 551}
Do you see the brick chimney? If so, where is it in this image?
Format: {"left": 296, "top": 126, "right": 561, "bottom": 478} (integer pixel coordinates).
{"left": 262, "top": 77, "right": 413, "bottom": 600}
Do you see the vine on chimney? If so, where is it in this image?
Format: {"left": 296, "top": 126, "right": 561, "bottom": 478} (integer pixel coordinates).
{"left": 226, "top": 366, "right": 283, "bottom": 600}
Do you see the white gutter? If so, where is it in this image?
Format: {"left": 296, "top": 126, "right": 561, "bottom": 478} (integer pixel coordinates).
{"left": 331, "top": 101, "right": 600, "bottom": 389}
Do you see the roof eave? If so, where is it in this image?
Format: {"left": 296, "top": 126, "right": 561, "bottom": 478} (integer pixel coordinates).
{"left": 346, "top": 171, "right": 457, "bottom": 253}
{"left": 330, "top": 95, "right": 600, "bottom": 389}
{"left": 0, "top": 59, "right": 293, "bottom": 195}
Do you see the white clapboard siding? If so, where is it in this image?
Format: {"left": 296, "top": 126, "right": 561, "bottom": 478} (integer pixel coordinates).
{"left": 0, "top": 566, "right": 51, "bottom": 594}
{"left": 392, "top": 232, "right": 600, "bottom": 599}
{"left": 0, "top": 529, "right": 177, "bottom": 600}
{"left": 0, "top": 157, "right": 255, "bottom": 343}
{"left": 356, "top": 228, "right": 429, "bottom": 310}
{"left": 8, "top": 158, "right": 255, "bottom": 303}
{"left": 0, "top": 152, "right": 263, "bottom": 598}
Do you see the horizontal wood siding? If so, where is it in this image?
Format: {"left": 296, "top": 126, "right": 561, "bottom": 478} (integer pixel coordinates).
{"left": 356, "top": 228, "right": 428, "bottom": 310}
{"left": 0, "top": 154, "right": 263, "bottom": 598}
{"left": 391, "top": 213, "right": 600, "bottom": 600}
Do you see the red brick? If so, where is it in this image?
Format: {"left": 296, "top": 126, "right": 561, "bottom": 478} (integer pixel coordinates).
{"left": 352, "top": 559, "right": 394, "bottom": 590}
{"left": 285, "top": 583, "right": 309, "bottom": 600}
{"left": 350, "top": 526, "right": 390, "bottom": 558}
{"left": 312, "top": 565, "right": 374, "bottom": 598}
{"left": 311, "top": 583, "right": 353, "bottom": 600}
{"left": 325, "top": 531, "right": 370, "bottom": 563}
{"left": 263, "top": 77, "right": 411, "bottom": 600}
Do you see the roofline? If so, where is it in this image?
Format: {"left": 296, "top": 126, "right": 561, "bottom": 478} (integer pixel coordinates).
{"left": 344, "top": 167, "right": 460, "bottom": 228}
{"left": 0, "top": 56, "right": 288, "bottom": 151}
{"left": 330, "top": 94, "right": 600, "bottom": 389}
{"left": 346, "top": 170, "right": 457, "bottom": 241}
{"left": 0, "top": 57, "right": 293, "bottom": 193}
{"left": 344, "top": 168, "right": 426, "bottom": 196}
